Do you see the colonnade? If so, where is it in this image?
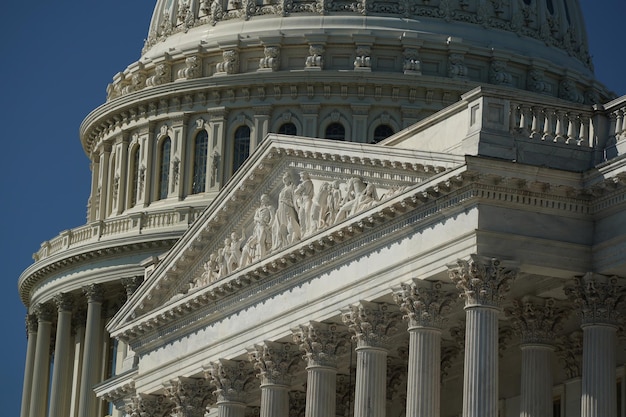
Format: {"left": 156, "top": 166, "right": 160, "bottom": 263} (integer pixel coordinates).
{"left": 20, "top": 262, "right": 625, "bottom": 417}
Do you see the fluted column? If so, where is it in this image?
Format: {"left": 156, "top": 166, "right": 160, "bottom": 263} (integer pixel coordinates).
{"left": 206, "top": 359, "right": 253, "bottom": 417}
{"left": 342, "top": 302, "right": 400, "bottom": 417}
{"left": 164, "top": 377, "right": 210, "bottom": 417}
{"left": 28, "top": 303, "right": 54, "bottom": 417}
{"left": 292, "top": 322, "right": 349, "bottom": 417}
{"left": 249, "top": 342, "right": 301, "bottom": 417}
{"left": 49, "top": 293, "right": 75, "bottom": 417}
{"left": 393, "top": 281, "right": 456, "bottom": 417}
{"left": 448, "top": 255, "right": 517, "bottom": 417}
{"left": 20, "top": 314, "right": 38, "bottom": 417}
{"left": 565, "top": 274, "right": 626, "bottom": 417}
{"left": 78, "top": 284, "right": 105, "bottom": 417}
{"left": 506, "top": 297, "right": 569, "bottom": 417}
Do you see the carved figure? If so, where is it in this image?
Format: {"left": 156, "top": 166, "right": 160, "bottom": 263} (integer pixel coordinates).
{"left": 224, "top": 232, "right": 245, "bottom": 273}
{"left": 335, "top": 177, "right": 367, "bottom": 223}
{"left": 241, "top": 194, "right": 275, "bottom": 267}
{"left": 356, "top": 182, "right": 379, "bottom": 211}
{"left": 295, "top": 172, "right": 315, "bottom": 236}
{"left": 327, "top": 180, "right": 343, "bottom": 224}
{"left": 311, "top": 182, "right": 331, "bottom": 229}
{"left": 272, "top": 172, "right": 301, "bottom": 250}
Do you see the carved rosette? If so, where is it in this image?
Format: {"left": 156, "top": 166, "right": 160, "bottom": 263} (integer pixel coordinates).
{"left": 163, "top": 377, "right": 210, "bottom": 417}
{"left": 206, "top": 359, "right": 254, "bottom": 403}
{"left": 392, "top": 280, "right": 456, "bottom": 329}
{"left": 341, "top": 301, "right": 400, "bottom": 349}
{"left": 448, "top": 255, "right": 518, "bottom": 308}
{"left": 248, "top": 341, "right": 301, "bottom": 386}
{"left": 505, "top": 297, "right": 569, "bottom": 345}
{"left": 292, "top": 322, "right": 349, "bottom": 367}
{"left": 564, "top": 273, "right": 626, "bottom": 327}
{"left": 555, "top": 331, "right": 583, "bottom": 379}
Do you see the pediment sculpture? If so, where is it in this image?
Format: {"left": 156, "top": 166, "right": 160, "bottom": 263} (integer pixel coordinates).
{"left": 189, "top": 170, "right": 408, "bottom": 291}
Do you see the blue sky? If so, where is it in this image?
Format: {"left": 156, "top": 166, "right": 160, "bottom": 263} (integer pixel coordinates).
{"left": 0, "top": 1, "right": 624, "bottom": 416}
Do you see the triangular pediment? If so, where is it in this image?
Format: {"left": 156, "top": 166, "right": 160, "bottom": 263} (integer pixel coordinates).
{"left": 108, "top": 134, "right": 466, "bottom": 339}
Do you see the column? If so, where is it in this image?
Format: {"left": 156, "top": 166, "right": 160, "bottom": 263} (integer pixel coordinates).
{"left": 69, "top": 308, "right": 86, "bottom": 417}
{"left": 342, "top": 302, "right": 399, "bottom": 417}
{"left": 252, "top": 106, "right": 271, "bottom": 150}
{"left": 249, "top": 342, "right": 300, "bottom": 417}
{"left": 78, "top": 284, "right": 105, "bottom": 417}
{"left": 206, "top": 359, "right": 252, "bottom": 417}
{"left": 164, "top": 377, "right": 210, "bottom": 417}
{"left": 448, "top": 255, "right": 518, "bottom": 417}
{"left": 392, "top": 281, "right": 457, "bottom": 417}
{"left": 49, "top": 293, "right": 75, "bottom": 417}
{"left": 565, "top": 273, "right": 626, "bottom": 417}
{"left": 20, "top": 314, "right": 38, "bottom": 417}
{"left": 506, "top": 297, "right": 569, "bottom": 417}
{"left": 28, "top": 303, "right": 54, "bottom": 417}
{"left": 207, "top": 107, "right": 228, "bottom": 190}
{"left": 292, "top": 322, "right": 349, "bottom": 417}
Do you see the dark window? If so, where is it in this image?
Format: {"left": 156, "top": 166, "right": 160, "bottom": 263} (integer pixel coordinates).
{"left": 278, "top": 122, "right": 297, "bottom": 136}
{"left": 192, "top": 131, "right": 208, "bottom": 194}
{"left": 553, "top": 396, "right": 561, "bottom": 417}
{"left": 547, "top": 0, "right": 554, "bottom": 14}
{"left": 563, "top": 0, "right": 571, "bottom": 24}
{"left": 233, "top": 126, "right": 250, "bottom": 173}
{"left": 159, "top": 137, "right": 171, "bottom": 200}
{"left": 372, "top": 124, "right": 395, "bottom": 143}
{"left": 523, "top": 0, "right": 531, "bottom": 4}
{"left": 130, "top": 146, "right": 140, "bottom": 207}
{"left": 325, "top": 122, "right": 345, "bottom": 141}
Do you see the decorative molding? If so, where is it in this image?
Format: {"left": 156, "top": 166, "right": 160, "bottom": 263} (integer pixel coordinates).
{"left": 504, "top": 296, "right": 569, "bottom": 345}
{"left": 292, "top": 321, "right": 350, "bottom": 367}
{"left": 392, "top": 280, "right": 457, "bottom": 329}
{"left": 341, "top": 301, "right": 400, "bottom": 349}
{"left": 564, "top": 273, "right": 626, "bottom": 326}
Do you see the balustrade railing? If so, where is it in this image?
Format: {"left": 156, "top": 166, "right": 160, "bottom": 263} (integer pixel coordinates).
{"left": 33, "top": 206, "right": 205, "bottom": 262}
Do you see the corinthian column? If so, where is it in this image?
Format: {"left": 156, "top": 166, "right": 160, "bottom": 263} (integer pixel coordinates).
{"left": 342, "top": 302, "right": 400, "bottom": 417}
{"left": 249, "top": 342, "right": 301, "bottom": 417}
{"left": 28, "top": 304, "right": 54, "bottom": 417}
{"left": 164, "top": 377, "right": 211, "bottom": 417}
{"left": 506, "top": 297, "right": 569, "bottom": 417}
{"left": 565, "top": 273, "right": 626, "bottom": 417}
{"left": 77, "top": 284, "right": 105, "bottom": 417}
{"left": 292, "top": 322, "right": 349, "bottom": 417}
{"left": 393, "top": 281, "right": 457, "bottom": 417}
{"left": 448, "top": 255, "right": 517, "bottom": 417}
{"left": 206, "top": 359, "right": 253, "bottom": 417}
{"left": 20, "top": 314, "right": 38, "bottom": 417}
{"left": 49, "top": 293, "right": 75, "bottom": 417}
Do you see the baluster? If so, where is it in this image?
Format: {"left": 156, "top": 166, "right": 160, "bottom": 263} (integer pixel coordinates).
{"left": 554, "top": 110, "right": 566, "bottom": 143}
{"left": 519, "top": 105, "right": 531, "bottom": 136}
{"left": 616, "top": 109, "right": 624, "bottom": 141}
{"left": 566, "top": 113, "right": 578, "bottom": 144}
{"left": 530, "top": 107, "right": 541, "bottom": 139}
{"left": 509, "top": 103, "right": 520, "bottom": 133}
{"left": 578, "top": 115, "right": 589, "bottom": 147}
{"left": 542, "top": 108, "right": 554, "bottom": 141}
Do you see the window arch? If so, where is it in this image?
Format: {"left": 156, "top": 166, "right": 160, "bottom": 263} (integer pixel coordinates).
{"left": 233, "top": 126, "right": 250, "bottom": 173}
{"left": 278, "top": 122, "right": 297, "bottom": 136}
{"left": 372, "top": 124, "right": 395, "bottom": 144}
{"left": 192, "top": 130, "right": 208, "bottom": 194}
{"left": 130, "top": 146, "right": 141, "bottom": 207}
{"left": 158, "top": 137, "right": 171, "bottom": 200}
{"left": 324, "top": 123, "right": 345, "bottom": 141}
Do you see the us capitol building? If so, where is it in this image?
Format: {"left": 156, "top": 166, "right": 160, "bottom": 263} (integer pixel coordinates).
{"left": 18, "top": 1, "right": 626, "bottom": 417}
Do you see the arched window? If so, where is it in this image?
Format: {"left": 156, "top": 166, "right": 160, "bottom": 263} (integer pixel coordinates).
{"left": 130, "top": 146, "right": 141, "bottom": 207}
{"left": 192, "top": 131, "right": 208, "bottom": 194}
{"left": 158, "top": 137, "right": 171, "bottom": 200}
{"left": 324, "top": 122, "right": 345, "bottom": 141}
{"left": 233, "top": 126, "right": 250, "bottom": 173}
{"left": 372, "top": 124, "right": 395, "bottom": 143}
{"left": 278, "top": 123, "right": 297, "bottom": 136}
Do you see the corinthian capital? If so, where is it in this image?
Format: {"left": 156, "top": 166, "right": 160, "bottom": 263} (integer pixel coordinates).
{"left": 341, "top": 301, "right": 401, "bottom": 349}
{"left": 564, "top": 273, "right": 626, "bottom": 326}
{"left": 505, "top": 296, "right": 569, "bottom": 345}
{"left": 205, "top": 359, "right": 254, "bottom": 403}
{"left": 248, "top": 341, "right": 302, "bottom": 386}
{"left": 292, "top": 322, "right": 349, "bottom": 367}
{"left": 448, "top": 255, "right": 518, "bottom": 308}
{"left": 392, "top": 280, "right": 457, "bottom": 329}
{"left": 163, "top": 377, "right": 210, "bottom": 417}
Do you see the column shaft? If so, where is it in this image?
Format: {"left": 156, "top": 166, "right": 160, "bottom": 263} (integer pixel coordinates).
{"left": 463, "top": 306, "right": 499, "bottom": 417}
{"left": 20, "top": 321, "right": 37, "bottom": 417}
{"left": 28, "top": 316, "right": 52, "bottom": 417}
{"left": 406, "top": 327, "right": 441, "bottom": 417}
{"left": 519, "top": 344, "right": 553, "bottom": 417}
{"left": 260, "top": 384, "right": 289, "bottom": 417}
{"left": 581, "top": 324, "right": 617, "bottom": 417}
{"left": 49, "top": 308, "right": 73, "bottom": 417}
{"left": 217, "top": 401, "right": 247, "bottom": 417}
{"left": 353, "top": 347, "right": 387, "bottom": 417}
{"left": 77, "top": 297, "right": 103, "bottom": 417}
{"left": 306, "top": 365, "right": 337, "bottom": 417}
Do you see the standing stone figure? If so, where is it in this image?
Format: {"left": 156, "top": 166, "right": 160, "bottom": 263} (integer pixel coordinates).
{"left": 272, "top": 172, "right": 302, "bottom": 250}
{"left": 295, "top": 171, "right": 315, "bottom": 236}
{"left": 241, "top": 194, "right": 276, "bottom": 267}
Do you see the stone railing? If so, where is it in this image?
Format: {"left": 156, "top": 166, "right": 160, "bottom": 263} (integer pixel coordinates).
{"left": 33, "top": 206, "right": 206, "bottom": 262}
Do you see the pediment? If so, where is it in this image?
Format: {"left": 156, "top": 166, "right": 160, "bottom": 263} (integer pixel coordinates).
{"left": 107, "top": 134, "right": 465, "bottom": 339}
